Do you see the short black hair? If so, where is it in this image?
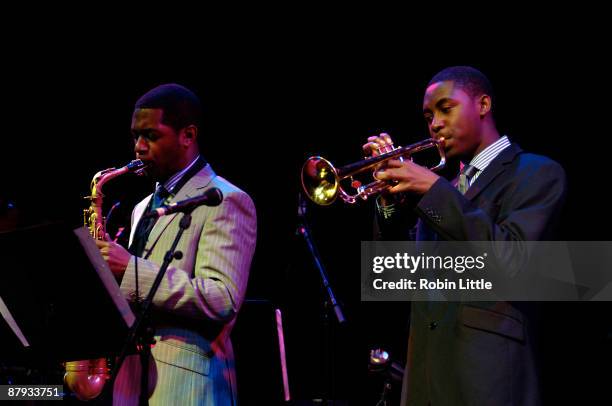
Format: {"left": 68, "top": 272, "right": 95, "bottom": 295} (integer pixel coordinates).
{"left": 428, "top": 66, "right": 495, "bottom": 104}
{"left": 135, "top": 83, "right": 202, "bottom": 132}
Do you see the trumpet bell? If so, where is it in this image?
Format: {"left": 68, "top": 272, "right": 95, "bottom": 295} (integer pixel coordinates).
{"left": 301, "top": 156, "right": 339, "bottom": 206}
{"left": 300, "top": 137, "right": 446, "bottom": 206}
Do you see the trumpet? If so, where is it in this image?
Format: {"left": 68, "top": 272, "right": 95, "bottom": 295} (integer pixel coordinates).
{"left": 301, "top": 138, "right": 446, "bottom": 205}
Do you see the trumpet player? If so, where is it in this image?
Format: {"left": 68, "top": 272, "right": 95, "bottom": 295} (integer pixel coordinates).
{"left": 96, "top": 84, "right": 256, "bottom": 405}
{"left": 365, "top": 66, "right": 566, "bottom": 406}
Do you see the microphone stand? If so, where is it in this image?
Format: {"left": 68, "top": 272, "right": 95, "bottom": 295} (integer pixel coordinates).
{"left": 111, "top": 208, "right": 195, "bottom": 406}
{"left": 295, "top": 193, "right": 346, "bottom": 402}
{"left": 296, "top": 194, "right": 345, "bottom": 325}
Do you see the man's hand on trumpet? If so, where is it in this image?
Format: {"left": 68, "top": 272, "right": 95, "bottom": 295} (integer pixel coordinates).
{"left": 362, "top": 133, "right": 441, "bottom": 196}
{"left": 363, "top": 133, "right": 396, "bottom": 157}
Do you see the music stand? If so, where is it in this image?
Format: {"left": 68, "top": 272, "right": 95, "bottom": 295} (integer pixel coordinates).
{"left": 0, "top": 222, "right": 134, "bottom": 369}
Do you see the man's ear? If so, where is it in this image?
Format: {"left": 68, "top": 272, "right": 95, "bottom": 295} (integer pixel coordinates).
{"left": 181, "top": 125, "right": 198, "bottom": 147}
{"left": 478, "top": 95, "right": 492, "bottom": 117}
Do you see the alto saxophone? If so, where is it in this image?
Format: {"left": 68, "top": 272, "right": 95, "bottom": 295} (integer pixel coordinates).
{"left": 64, "top": 159, "right": 147, "bottom": 401}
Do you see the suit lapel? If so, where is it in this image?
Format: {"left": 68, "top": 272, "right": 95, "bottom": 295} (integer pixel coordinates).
{"left": 143, "top": 165, "right": 217, "bottom": 258}
{"left": 463, "top": 143, "right": 522, "bottom": 201}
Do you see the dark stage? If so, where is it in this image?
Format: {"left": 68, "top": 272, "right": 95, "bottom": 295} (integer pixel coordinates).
{"left": 1, "top": 36, "right": 611, "bottom": 405}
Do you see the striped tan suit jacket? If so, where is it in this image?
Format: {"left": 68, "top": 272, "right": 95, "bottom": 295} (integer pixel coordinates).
{"left": 113, "top": 164, "right": 256, "bottom": 406}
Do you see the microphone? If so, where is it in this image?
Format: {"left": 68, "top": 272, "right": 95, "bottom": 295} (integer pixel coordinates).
{"left": 144, "top": 187, "right": 223, "bottom": 219}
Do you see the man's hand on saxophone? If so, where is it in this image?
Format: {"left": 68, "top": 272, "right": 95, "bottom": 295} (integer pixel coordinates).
{"left": 95, "top": 234, "right": 130, "bottom": 279}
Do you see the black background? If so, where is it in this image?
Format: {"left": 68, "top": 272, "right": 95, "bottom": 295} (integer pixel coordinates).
{"left": 1, "top": 21, "right": 611, "bottom": 405}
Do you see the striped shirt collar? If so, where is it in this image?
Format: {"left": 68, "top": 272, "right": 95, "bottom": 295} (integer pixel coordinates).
{"left": 157, "top": 155, "right": 201, "bottom": 195}
{"left": 467, "top": 135, "right": 510, "bottom": 172}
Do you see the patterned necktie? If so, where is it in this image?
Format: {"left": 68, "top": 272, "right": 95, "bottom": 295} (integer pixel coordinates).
{"left": 130, "top": 184, "right": 170, "bottom": 256}
{"left": 457, "top": 164, "right": 477, "bottom": 194}
{"left": 151, "top": 184, "right": 170, "bottom": 210}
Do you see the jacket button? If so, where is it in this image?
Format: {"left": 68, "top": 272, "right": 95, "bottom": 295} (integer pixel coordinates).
{"left": 429, "top": 322, "right": 437, "bottom": 330}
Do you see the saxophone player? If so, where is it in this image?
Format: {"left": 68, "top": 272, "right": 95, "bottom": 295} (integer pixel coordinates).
{"left": 96, "top": 83, "right": 257, "bottom": 405}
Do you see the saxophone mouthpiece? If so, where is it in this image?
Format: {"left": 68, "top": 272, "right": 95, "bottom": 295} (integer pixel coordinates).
{"left": 128, "top": 159, "right": 149, "bottom": 176}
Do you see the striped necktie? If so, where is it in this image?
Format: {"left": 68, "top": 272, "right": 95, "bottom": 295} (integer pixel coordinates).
{"left": 457, "top": 164, "right": 477, "bottom": 194}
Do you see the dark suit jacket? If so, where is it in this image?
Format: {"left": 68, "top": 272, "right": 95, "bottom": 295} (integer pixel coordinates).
{"left": 376, "top": 143, "right": 567, "bottom": 406}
